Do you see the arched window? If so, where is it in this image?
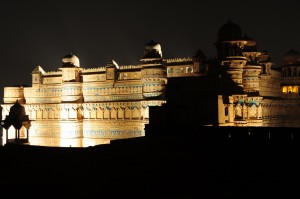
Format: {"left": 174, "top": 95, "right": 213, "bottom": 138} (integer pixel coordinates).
{"left": 111, "top": 108, "right": 117, "bottom": 119}
{"left": 125, "top": 107, "right": 131, "bottom": 119}
{"left": 293, "top": 86, "right": 299, "bottom": 94}
{"left": 132, "top": 107, "right": 140, "bottom": 119}
{"left": 282, "top": 86, "right": 287, "bottom": 93}
{"left": 118, "top": 107, "right": 124, "bottom": 119}
{"left": 288, "top": 86, "right": 293, "bottom": 94}
{"left": 97, "top": 107, "right": 103, "bottom": 119}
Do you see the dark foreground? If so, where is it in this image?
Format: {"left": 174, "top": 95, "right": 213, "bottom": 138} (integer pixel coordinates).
{"left": 0, "top": 126, "right": 300, "bottom": 198}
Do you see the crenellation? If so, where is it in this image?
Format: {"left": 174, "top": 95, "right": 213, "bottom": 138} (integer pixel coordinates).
{"left": 44, "top": 71, "right": 62, "bottom": 76}
{"left": 82, "top": 67, "right": 106, "bottom": 73}
{"left": 119, "top": 65, "right": 142, "bottom": 70}
{"left": 165, "top": 58, "right": 193, "bottom": 63}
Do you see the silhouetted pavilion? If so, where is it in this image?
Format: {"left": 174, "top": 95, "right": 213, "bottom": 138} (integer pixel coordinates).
{"left": 0, "top": 100, "right": 31, "bottom": 145}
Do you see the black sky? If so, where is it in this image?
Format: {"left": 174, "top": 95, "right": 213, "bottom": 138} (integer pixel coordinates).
{"left": 1, "top": 0, "right": 300, "bottom": 101}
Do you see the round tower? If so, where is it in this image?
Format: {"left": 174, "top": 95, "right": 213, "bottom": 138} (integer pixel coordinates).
{"left": 242, "top": 35, "right": 262, "bottom": 93}
{"left": 215, "top": 20, "right": 247, "bottom": 87}
{"left": 140, "top": 40, "right": 167, "bottom": 99}
{"left": 59, "top": 53, "right": 83, "bottom": 102}
{"left": 257, "top": 50, "right": 273, "bottom": 75}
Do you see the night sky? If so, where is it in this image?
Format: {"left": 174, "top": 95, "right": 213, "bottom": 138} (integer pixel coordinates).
{"left": 1, "top": 0, "right": 300, "bottom": 101}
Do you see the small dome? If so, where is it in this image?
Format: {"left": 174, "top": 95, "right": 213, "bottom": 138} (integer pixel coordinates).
{"left": 62, "top": 53, "right": 80, "bottom": 67}
{"left": 4, "top": 100, "right": 30, "bottom": 130}
{"left": 142, "top": 40, "right": 162, "bottom": 59}
{"left": 145, "top": 40, "right": 161, "bottom": 51}
{"left": 282, "top": 49, "right": 300, "bottom": 66}
{"left": 217, "top": 20, "right": 243, "bottom": 42}
{"left": 9, "top": 100, "right": 26, "bottom": 117}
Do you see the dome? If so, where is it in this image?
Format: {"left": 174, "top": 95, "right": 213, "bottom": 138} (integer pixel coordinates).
{"left": 282, "top": 49, "right": 300, "bottom": 66}
{"left": 142, "top": 40, "right": 162, "bottom": 59}
{"left": 4, "top": 100, "right": 30, "bottom": 130}
{"left": 62, "top": 53, "right": 80, "bottom": 67}
{"left": 9, "top": 100, "right": 26, "bottom": 117}
{"left": 217, "top": 20, "right": 243, "bottom": 42}
{"left": 145, "top": 40, "right": 161, "bottom": 51}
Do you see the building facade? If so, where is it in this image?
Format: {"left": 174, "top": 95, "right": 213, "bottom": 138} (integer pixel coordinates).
{"left": 1, "top": 40, "right": 206, "bottom": 147}
{"left": 2, "top": 21, "right": 300, "bottom": 147}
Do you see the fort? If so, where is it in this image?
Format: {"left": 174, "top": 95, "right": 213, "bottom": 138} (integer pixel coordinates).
{"left": 2, "top": 20, "right": 300, "bottom": 147}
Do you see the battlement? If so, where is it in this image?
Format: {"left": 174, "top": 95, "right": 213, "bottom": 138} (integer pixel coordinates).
{"left": 165, "top": 57, "right": 193, "bottom": 63}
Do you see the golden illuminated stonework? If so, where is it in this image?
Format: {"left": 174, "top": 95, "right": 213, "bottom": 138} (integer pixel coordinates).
{"left": 1, "top": 40, "right": 206, "bottom": 147}
{"left": 2, "top": 21, "right": 300, "bottom": 147}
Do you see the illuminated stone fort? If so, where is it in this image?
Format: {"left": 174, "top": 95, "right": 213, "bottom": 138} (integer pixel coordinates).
{"left": 2, "top": 20, "right": 300, "bottom": 147}
{"left": 1, "top": 39, "right": 205, "bottom": 147}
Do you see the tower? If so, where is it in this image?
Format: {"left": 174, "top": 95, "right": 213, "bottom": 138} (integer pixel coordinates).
{"left": 140, "top": 40, "right": 167, "bottom": 99}
{"left": 31, "top": 66, "right": 45, "bottom": 88}
{"left": 59, "top": 53, "right": 83, "bottom": 139}
{"left": 60, "top": 53, "right": 83, "bottom": 103}
{"left": 215, "top": 20, "right": 247, "bottom": 88}
{"left": 242, "top": 35, "right": 262, "bottom": 93}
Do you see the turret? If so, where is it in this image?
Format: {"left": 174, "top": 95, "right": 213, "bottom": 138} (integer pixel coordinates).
{"left": 59, "top": 53, "right": 83, "bottom": 102}
{"left": 140, "top": 40, "right": 167, "bottom": 99}
{"left": 258, "top": 50, "right": 273, "bottom": 75}
{"left": 31, "top": 65, "right": 45, "bottom": 87}
{"left": 242, "top": 35, "right": 262, "bottom": 93}
{"left": 106, "top": 59, "right": 119, "bottom": 82}
{"left": 215, "top": 20, "right": 247, "bottom": 87}
{"left": 60, "top": 53, "right": 81, "bottom": 82}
